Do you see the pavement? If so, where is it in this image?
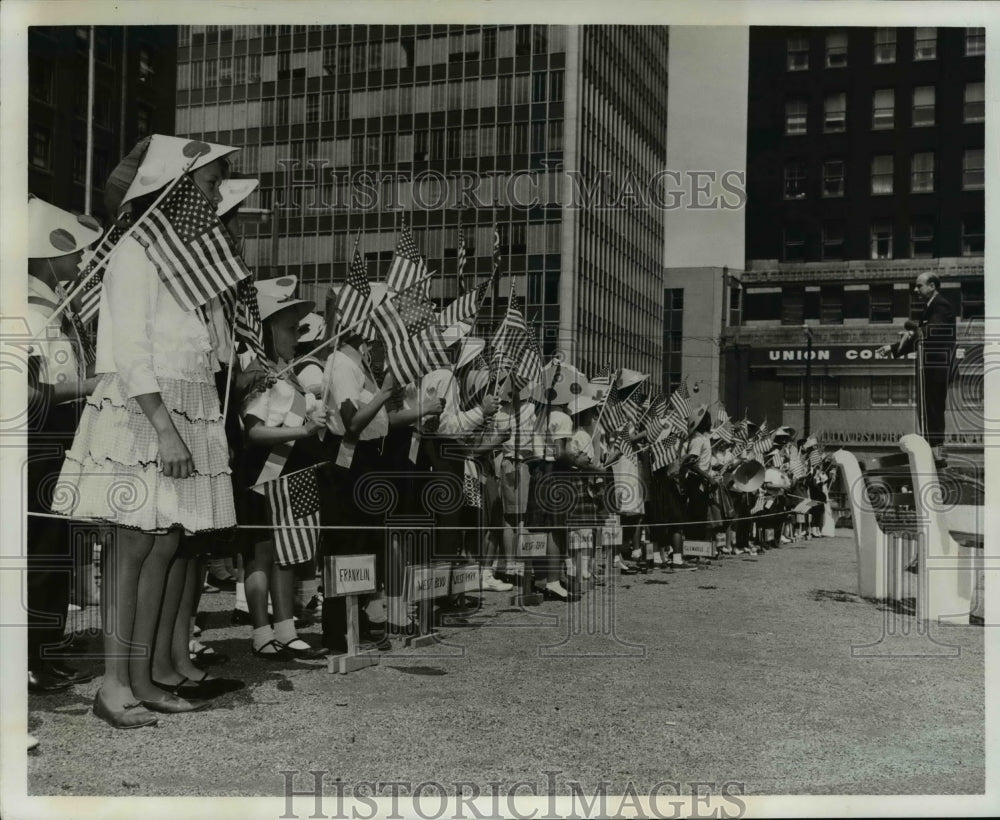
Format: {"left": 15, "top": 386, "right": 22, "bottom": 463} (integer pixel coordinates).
{"left": 27, "top": 530, "right": 984, "bottom": 797}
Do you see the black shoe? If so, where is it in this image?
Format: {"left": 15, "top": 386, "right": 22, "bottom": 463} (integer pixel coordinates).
{"left": 251, "top": 639, "right": 295, "bottom": 661}
{"left": 279, "top": 640, "right": 327, "bottom": 660}
{"left": 43, "top": 660, "right": 95, "bottom": 685}
{"left": 28, "top": 669, "right": 73, "bottom": 694}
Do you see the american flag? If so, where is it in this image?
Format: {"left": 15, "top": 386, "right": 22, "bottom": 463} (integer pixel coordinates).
{"left": 668, "top": 380, "right": 690, "bottom": 419}
{"left": 602, "top": 382, "right": 642, "bottom": 433}
{"left": 590, "top": 364, "right": 613, "bottom": 387}
{"left": 733, "top": 417, "right": 751, "bottom": 450}
{"left": 264, "top": 466, "right": 321, "bottom": 566}
{"left": 789, "top": 448, "right": 808, "bottom": 480}
{"left": 490, "top": 283, "right": 542, "bottom": 391}
{"left": 439, "top": 270, "right": 494, "bottom": 330}
{"left": 338, "top": 248, "right": 374, "bottom": 337}
{"left": 751, "top": 423, "right": 775, "bottom": 462}
{"left": 808, "top": 447, "right": 823, "bottom": 469}
{"left": 649, "top": 431, "right": 681, "bottom": 472}
{"left": 712, "top": 407, "right": 735, "bottom": 444}
{"left": 234, "top": 278, "right": 265, "bottom": 363}
{"left": 133, "top": 175, "right": 251, "bottom": 312}
{"left": 369, "top": 280, "right": 449, "bottom": 386}
{"left": 646, "top": 390, "right": 666, "bottom": 419}
{"left": 73, "top": 215, "right": 131, "bottom": 326}
{"left": 456, "top": 224, "right": 468, "bottom": 290}
{"left": 387, "top": 220, "right": 429, "bottom": 295}
{"left": 608, "top": 431, "right": 638, "bottom": 465}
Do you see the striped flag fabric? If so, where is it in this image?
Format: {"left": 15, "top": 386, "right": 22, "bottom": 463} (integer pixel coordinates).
{"left": 369, "top": 279, "right": 449, "bottom": 387}
{"left": 590, "top": 364, "right": 613, "bottom": 387}
{"left": 73, "top": 215, "right": 131, "bottom": 326}
{"left": 649, "top": 431, "right": 681, "bottom": 472}
{"left": 263, "top": 466, "right": 321, "bottom": 566}
{"left": 337, "top": 248, "right": 374, "bottom": 336}
{"left": 234, "top": 278, "right": 266, "bottom": 364}
{"left": 603, "top": 382, "right": 643, "bottom": 433}
{"left": 490, "top": 283, "right": 542, "bottom": 391}
{"left": 646, "top": 390, "right": 666, "bottom": 419}
{"left": 789, "top": 448, "right": 808, "bottom": 480}
{"left": 808, "top": 448, "right": 823, "bottom": 469}
{"left": 456, "top": 224, "right": 468, "bottom": 290}
{"left": 711, "top": 407, "right": 735, "bottom": 444}
{"left": 439, "top": 270, "right": 494, "bottom": 330}
{"left": 133, "top": 175, "right": 251, "bottom": 312}
{"left": 387, "top": 220, "right": 429, "bottom": 295}
{"left": 668, "top": 380, "right": 690, "bottom": 419}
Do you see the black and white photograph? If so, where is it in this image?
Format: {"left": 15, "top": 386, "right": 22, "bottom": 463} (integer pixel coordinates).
{"left": 1, "top": 1, "right": 995, "bottom": 817}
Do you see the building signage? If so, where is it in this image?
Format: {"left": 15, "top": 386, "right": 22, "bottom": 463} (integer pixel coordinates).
{"left": 750, "top": 345, "right": 977, "bottom": 367}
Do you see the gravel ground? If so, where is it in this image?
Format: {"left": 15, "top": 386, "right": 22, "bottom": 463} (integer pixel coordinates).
{"left": 28, "top": 531, "right": 984, "bottom": 797}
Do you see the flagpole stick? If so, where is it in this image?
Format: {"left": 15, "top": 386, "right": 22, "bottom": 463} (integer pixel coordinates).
{"left": 591, "top": 367, "right": 621, "bottom": 444}
{"left": 43, "top": 154, "right": 203, "bottom": 332}
{"left": 221, "top": 316, "right": 238, "bottom": 423}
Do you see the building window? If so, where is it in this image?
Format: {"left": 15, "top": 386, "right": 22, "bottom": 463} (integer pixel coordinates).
{"left": 962, "top": 215, "right": 985, "bottom": 257}
{"left": 964, "top": 82, "right": 985, "bottom": 123}
{"left": 874, "top": 28, "right": 896, "bottom": 63}
{"left": 306, "top": 94, "right": 320, "bottom": 123}
{"left": 218, "top": 56, "right": 232, "bottom": 85}
{"left": 912, "top": 86, "right": 935, "bottom": 127}
{"left": 869, "top": 283, "right": 894, "bottom": 323}
{"left": 30, "top": 127, "right": 50, "bottom": 169}
{"left": 963, "top": 149, "right": 984, "bottom": 190}
{"left": 549, "top": 71, "right": 564, "bottom": 102}
{"left": 825, "top": 31, "right": 847, "bottom": 67}
{"left": 914, "top": 27, "right": 937, "bottom": 60}
{"left": 871, "top": 155, "right": 893, "bottom": 195}
{"left": 820, "top": 285, "right": 844, "bottom": 324}
{"left": 910, "top": 220, "right": 934, "bottom": 258}
{"left": 824, "top": 92, "right": 846, "bottom": 132}
{"left": 785, "top": 378, "right": 839, "bottom": 407}
{"left": 871, "top": 376, "right": 915, "bottom": 406}
{"left": 72, "top": 142, "right": 86, "bottom": 184}
{"left": 781, "top": 285, "right": 805, "bottom": 324}
{"left": 663, "top": 288, "right": 684, "bottom": 393}
{"left": 787, "top": 35, "right": 809, "bottom": 70}
{"left": 872, "top": 88, "right": 894, "bottom": 130}
{"left": 871, "top": 222, "right": 893, "bottom": 260}
{"left": 783, "top": 161, "right": 806, "bottom": 199}
{"left": 785, "top": 99, "right": 807, "bottom": 135}
{"left": 910, "top": 152, "right": 934, "bottom": 193}
{"left": 961, "top": 280, "right": 984, "bottom": 319}
{"left": 531, "top": 72, "right": 547, "bottom": 103}
{"left": 205, "top": 59, "right": 218, "bottom": 87}
{"left": 29, "top": 55, "right": 53, "bottom": 103}
{"left": 483, "top": 28, "right": 497, "bottom": 60}
{"left": 822, "top": 160, "right": 845, "bottom": 197}
{"left": 783, "top": 229, "right": 806, "bottom": 264}
{"left": 821, "top": 224, "right": 844, "bottom": 260}
{"left": 965, "top": 27, "right": 985, "bottom": 57}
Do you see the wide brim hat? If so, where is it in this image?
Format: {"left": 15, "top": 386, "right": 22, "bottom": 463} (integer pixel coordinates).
{"left": 258, "top": 294, "right": 315, "bottom": 323}
{"left": 547, "top": 409, "right": 575, "bottom": 440}
{"left": 217, "top": 177, "right": 259, "bottom": 218}
{"left": 533, "top": 360, "right": 587, "bottom": 405}
{"left": 256, "top": 275, "right": 298, "bottom": 302}
{"left": 618, "top": 368, "right": 649, "bottom": 390}
{"left": 119, "top": 134, "right": 239, "bottom": 208}
{"left": 298, "top": 312, "right": 325, "bottom": 344}
{"left": 773, "top": 425, "right": 796, "bottom": 441}
{"left": 28, "top": 196, "right": 102, "bottom": 259}
{"left": 687, "top": 403, "right": 710, "bottom": 434}
{"left": 455, "top": 336, "right": 485, "bottom": 370}
{"left": 567, "top": 393, "right": 600, "bottom": 416}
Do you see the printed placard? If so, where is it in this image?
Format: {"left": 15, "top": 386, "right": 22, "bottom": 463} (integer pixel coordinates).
{"left": 323, "top": 554, "right": 377, "bottom": 597}
{"left": 568, "top": 528, "right": 594, "bottom": 551}
{"left": 405, "top": 562, "right": 453, "bottom": 602}
{"left": 450, "top": 563, "right": 480, "bottom": 595}
{"left": 518, "top": 531, "right": 549, "bottom": 558}
{"left": 683, "top": 539, "right": 716, "bottom": 558}
{"left": 603, "top": 515, "right": 623, "bottom": 546}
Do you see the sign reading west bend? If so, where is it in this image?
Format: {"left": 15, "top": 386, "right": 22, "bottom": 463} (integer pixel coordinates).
{"left": 324, "top": 554, "right": 377, "bottom": 597}
{"left": 749, "top": 345, "right": 979, "bottom": 367}
{"left": 517, "top": 531, "right": 549, "bottom": 558}
{"left": 405, "top": 563, "right": 453, "bottom": 602}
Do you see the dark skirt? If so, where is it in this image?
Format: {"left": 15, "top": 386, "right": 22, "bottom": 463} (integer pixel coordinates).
{"left": 524, "top": 459, "right": 569, "bottom": 532}
{"left": 645, "top": 469, "right": 685, "bottom": 542}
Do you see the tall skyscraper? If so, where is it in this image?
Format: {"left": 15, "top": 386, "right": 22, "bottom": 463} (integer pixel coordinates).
{"left": 173, "top": 24, "right": 668, "bottom": 383}
{"left": 28, "top": 25, "right": 177, "bottom": 223}
{"left": 726, "top": 26, "right": 985, "bottom": 457}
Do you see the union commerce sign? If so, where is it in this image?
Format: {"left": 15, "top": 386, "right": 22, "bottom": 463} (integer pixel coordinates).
{"left": 749, "top": 345, "right": 979, "bottom": 367}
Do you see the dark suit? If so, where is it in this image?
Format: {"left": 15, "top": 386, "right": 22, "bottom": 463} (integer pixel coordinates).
{"left": 890, "top": 291, "right": 956, "bottom": 447}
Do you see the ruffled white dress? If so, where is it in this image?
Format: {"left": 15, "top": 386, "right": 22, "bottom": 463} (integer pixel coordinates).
{"left": 53, "top": 235, "right": 236, "bottom": 534}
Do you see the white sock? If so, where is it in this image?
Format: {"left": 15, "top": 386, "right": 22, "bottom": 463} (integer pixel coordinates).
{"left": 273, "top": 618, "right": 297, "bottom": 645}
{"left": 235, "top": 582, "right": 248, "bottom": 612}
{"left": 482, "top": 567, "right": 495, "bottom": 580}
{"left": 252, "top": 625, "right": 275, "bottom": 651}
